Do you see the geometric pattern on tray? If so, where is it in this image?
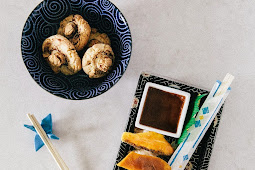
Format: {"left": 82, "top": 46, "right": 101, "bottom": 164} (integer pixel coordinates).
{"left": 113, "top": 72, "right": 224, "bottom": 170}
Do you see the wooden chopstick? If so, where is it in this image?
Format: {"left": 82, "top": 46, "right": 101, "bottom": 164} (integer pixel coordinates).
{"left": 27, "top": 114, "right": 69, "bottom": 170}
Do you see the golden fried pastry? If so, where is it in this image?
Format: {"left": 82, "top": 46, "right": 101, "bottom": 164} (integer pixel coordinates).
{"left": 42, "top": 35, "right": 81, "bottom": 75}
{"left": 121, "top": 131, "right": 174, "bottom": 156}
{"left": 58, "top": 14, "right": 91, "bottom": 51}
{"left": 82, "top": 44, "right": 115, "bottom": 78}
{"left": 117, "top": 151, "right": 171, "bottom": 170}
{"left": 87, "top": 28, "right": 111, "bottom": 48}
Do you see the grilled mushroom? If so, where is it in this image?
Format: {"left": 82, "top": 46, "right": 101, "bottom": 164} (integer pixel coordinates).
{"left": 82, "top": 44, "right": 115, "bottom": 78}
{"left": 87, "top": 28, "right": 111, "bottom": 48}
{"left": 42, "top": 35, "right": 82, "bottom": 75}
{"left": 58, "top": 14, "right": 91, "bottom": 51}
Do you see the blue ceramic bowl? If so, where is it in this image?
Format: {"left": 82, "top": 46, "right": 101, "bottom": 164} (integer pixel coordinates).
{"left": 21, "top": 0, "right": 132, "bottom": 100}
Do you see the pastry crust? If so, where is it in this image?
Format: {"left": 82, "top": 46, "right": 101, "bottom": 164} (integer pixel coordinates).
{"left": 117, "top": 151, "right": 171, "bottom": 170}
{"left": 82, "top": 44, "right": 115, "bottom": 78}
{"left": 121, "top": 131, "right": 174, "bottom": 156}
{"left": 42, "top": 35, "right": 81, "bottom": 75}
{"left": 87, "top": 28, "right": 111, "bottom": 48}
{"left": 58, "top": 14, "right": 91, "bottom": 51}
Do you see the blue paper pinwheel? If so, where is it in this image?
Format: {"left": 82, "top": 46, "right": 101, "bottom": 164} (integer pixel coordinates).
{"left": 24, "top": 114, "right": 59, "bottom": 151}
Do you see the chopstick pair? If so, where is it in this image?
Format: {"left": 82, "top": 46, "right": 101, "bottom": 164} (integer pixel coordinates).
{"left": 169, "top": 73, "right": 234, "bottom": 169}
{"left": 27, "top": 114, "right": 69, "bottom": 170}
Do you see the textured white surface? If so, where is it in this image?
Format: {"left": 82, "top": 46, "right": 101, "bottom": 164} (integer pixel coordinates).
{"left": 0, "top": 0, "right": 255, "bottom": 169}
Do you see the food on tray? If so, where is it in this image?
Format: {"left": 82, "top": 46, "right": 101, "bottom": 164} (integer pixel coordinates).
{"left": 58, "top": 14, "right": 91, "bottom": 51}
{"left": 133, "top": 149, "right": 157, "bottom": 157}
{"left": 82, "top": 44, "right": 115, "bottom": 78}
{"left": 87, "top": 28, "right": 111, "bottom": 48}
{"left": 117, "top": 151, "right": 171, "bottom": 170}
{"left": 42, "top": 35, "right": 81, "bottom": 75}
{"left": 139, "top": 87, "right": 185, "bottom": 133}
{"left": 134, "top": 127, "right": 147, "bottom": 133}
{"left": 121, "top": 131, "right": 174, "bottom": 156}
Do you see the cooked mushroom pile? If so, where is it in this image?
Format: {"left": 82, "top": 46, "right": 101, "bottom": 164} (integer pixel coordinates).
{"left": 42, "top": 14, "right": 114, "bottom": 78}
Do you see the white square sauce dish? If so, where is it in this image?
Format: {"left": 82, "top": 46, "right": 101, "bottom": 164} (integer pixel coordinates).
{"left": 135, "top": 82, "right": 190, "bottom": 138}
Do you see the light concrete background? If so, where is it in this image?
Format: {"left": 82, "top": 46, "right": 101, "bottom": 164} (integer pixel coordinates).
{"left": 0, "top": 0, "right": 254, "bottom": 169}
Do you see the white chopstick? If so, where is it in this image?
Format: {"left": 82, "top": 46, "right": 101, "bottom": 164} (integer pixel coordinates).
{"left": 214, "top": 73, "right": 234, "bottom": 97}
{"left": 27, "top": 114, "right": 69, "bottom": 170}
{"left": 168, "top": 73, "right": 234, "bottom": 169}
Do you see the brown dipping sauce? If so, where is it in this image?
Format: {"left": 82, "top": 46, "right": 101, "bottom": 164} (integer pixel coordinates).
{"left": 139, "top": 87, "right": 185, "bottom": 133}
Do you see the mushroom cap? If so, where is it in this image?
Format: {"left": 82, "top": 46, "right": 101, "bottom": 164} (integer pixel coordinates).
{"left": 58, "top": 14, "right": 91, "bottom": 51}
{"left": 42, "top": 34, "right": 82, "bottom": 75}
{"left": 87, "top": 28, "right": 111, "bottom": 48}
{"left": 82, "top": 44, "right": 115, "bottom": 78}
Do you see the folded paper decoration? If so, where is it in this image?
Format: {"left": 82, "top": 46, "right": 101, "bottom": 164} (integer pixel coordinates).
{"left": 24, "top": 114, "right": 59, "bottom": 151}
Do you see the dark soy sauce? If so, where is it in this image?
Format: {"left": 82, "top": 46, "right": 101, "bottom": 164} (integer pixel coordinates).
{"left": 139, "top": 87, "right": 185, "bottom": 133}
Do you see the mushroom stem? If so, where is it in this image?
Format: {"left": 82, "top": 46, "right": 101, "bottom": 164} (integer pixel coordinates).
{"left": 96, "top": 56, "right": 112, "bottom": 72}
{"left": 64, "top": 22, "right": 77, "bottom": 38}
{"left": 48, "top": 51, "right": 66, "bottom": 67}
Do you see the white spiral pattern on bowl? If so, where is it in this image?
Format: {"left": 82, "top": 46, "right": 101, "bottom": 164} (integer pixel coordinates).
{"left": 97, "top": 82, "right": 110, "bottom": 92}
{"left": 39, "top": 73, "right": 70, "bottom": 92}
{"left": 99, "top": 0, "right": 114, "bottom": 11}
{"left": 41, "top": 0, "right": 70, "bottom": 22}
{"left": 21, "top": 0, "right": 132, "bottom": 100}
{"left": 120, "top": 35, "right": 132, "bottom": 57}
{"left": 24, "top": 56, "right": 41, "bottom": 73}
{"left": 101, "top": 14, "right": 116, "bottom": 33}
{"left": 35, "top": 16, "right": 57, "bottom": 42}
{"left": 23, "top": 18, "right": 33, "bottom": 33}
{"left": 83, "top": 3, "right": 102, "bottom": 23}
{"left": 21, "top": 35, "right": 37, "bottom": 55}
{"left": 70, "top": 0, "right": 84, "bottom": 7}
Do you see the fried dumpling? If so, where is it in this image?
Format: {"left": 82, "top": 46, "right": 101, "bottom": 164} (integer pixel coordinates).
{"left": 117, "top": 151, "right": 171, "bottom": 170}
{"left": 121, "top": 131, "right": 174, "bottom": 156}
